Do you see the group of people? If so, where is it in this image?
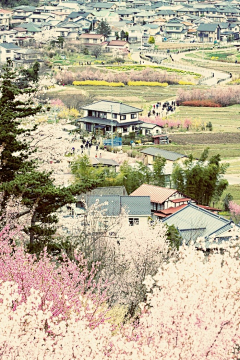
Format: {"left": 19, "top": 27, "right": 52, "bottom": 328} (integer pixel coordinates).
{"left": 79, "top": 139, "right": 102, "bottom": 158}
{"left": 148, "top": 100, "right": 178, "bottom": 118}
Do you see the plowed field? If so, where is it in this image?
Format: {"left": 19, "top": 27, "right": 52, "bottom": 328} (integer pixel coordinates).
{"left": 170, "top": 132, "right": 240, "bottom": 145}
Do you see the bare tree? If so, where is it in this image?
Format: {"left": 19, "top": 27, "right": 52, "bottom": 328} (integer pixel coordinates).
{"left": 91, "top": 45, "right": 102, "bottom": 59}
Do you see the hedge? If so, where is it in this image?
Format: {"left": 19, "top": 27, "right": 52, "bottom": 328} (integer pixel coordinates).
{"left": 181, "top": 100, "right": 222, "bottom": 107}
{"left": 127, "top": 81, "right": 168, "bottom": 87}
{"left": 72, "top": 80, "right": 125, "bottom": 87}
{"left": 178, "top": 80, "right": 196, "bottom": 85}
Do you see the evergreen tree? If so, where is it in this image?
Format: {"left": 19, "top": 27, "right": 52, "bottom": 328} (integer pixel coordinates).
{"left": 96, "top": 19, "right": 111, "bottom": 38}
{"left": 171, "top": 148, "right": 229, "bottom": 206}
{"left": 120, "top": 30, "right": 125, "bottom": 40}
{"left": 0, "top": 61, "right": 98, "bottom": 250}
{"left": 18, "top": 61, "right": 40, "bottom": 88}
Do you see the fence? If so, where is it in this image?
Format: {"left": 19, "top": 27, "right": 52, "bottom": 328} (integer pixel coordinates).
{"left": 103, "top": 137, "right": 122, "bottom": 147}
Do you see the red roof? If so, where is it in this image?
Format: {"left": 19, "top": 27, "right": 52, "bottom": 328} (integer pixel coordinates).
{"left": 158, "top": 204, "right": 187, "bottom": 215}
{"left": 108, "top": 40, "right": 128, "bottom": 47}
{"left": 81, "top": 41, "right": 108, "bottom": 47}
{"left": 154, "top": 203, "right": 221, "bottom": 218}
{"left": 0, "top": 9, "right": 12, "bottom": 14}
{"left": 171, "top": 198, "right": 191, "bottom": 203}
{"left": 130, "top": 184, "right": 177, "bottom": 204}
{"left": 79, "top": 34, "right": 105, "bottom": 39}
{"left": 198, "top": 205, "right": 222, "bottom": 212}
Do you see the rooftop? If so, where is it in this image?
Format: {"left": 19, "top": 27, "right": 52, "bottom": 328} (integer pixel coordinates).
{"left": 79, "top": 33, "right": 105, "bottom": 39}
{"left": 82, "top": 100, "right": 142, "bottom": 114}
{"left": 84, "top": 195, "right": 151, "bottom": 217}
{"left": 140, "top": 147, "right": 186, "bottom": 161}
{"left": 130, "top": 184, "right": 177, "bottom": 204}
{"left": 162, "top": 202, "right": 234, "bottom": 244}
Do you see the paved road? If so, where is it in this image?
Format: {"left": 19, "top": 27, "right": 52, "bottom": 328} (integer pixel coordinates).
{"left": 131, "top": 49, "right": 232, "bottom": 86}
{"left": 224, "top": 174, "right": 240, "bottom": 186}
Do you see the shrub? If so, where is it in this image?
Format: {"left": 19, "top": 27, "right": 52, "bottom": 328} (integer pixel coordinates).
{"left": 177, "top": 86, "right": 240, "bottom": 106}
{"left": 72, "top": 80, "right": 125, "bottom": 87}
{"left": 127, "top": 81, "right": 168, "bottom": 86}
{"left": 229, "top": 79, "right": 240, "bottom": 85}
{"left": 181, "top": 100, "right": 222, "bottom": 107}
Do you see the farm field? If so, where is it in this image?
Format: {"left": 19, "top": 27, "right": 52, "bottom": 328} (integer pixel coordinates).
{"left": 172, "top": 105, "right": 240, "bottom": 133}
{"left": 185, "top": 48, "right": 240, "bottom": 63}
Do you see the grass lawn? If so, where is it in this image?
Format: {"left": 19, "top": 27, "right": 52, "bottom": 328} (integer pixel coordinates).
{"left": 216, "top": 184, "right": 240, "bottom": 207}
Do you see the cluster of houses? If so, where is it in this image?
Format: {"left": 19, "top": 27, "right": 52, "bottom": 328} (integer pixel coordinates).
{"left": 0, "top": 0, "right": 240, "bottom": 63}
{"left": 63, "top": 182, "right": 239, "bottom": 250}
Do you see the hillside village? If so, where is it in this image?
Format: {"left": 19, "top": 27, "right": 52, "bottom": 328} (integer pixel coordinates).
{"left": 1, "top": 0, "right": 240, "bottom": 357}
{"left": 0, "top": 0, "right": 240, "bottom": 64}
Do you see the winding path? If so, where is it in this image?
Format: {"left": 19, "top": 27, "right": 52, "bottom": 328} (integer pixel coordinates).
{"left": 131, "top": 48, "right": 233, "bottom": 86}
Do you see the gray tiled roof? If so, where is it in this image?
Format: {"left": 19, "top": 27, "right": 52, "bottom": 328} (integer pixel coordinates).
{"left": 121, "top": 196, "right": 151, "bottom": 215}
{"left": 87, "top": 186, "right": 128, "bottom": 196}
{"left": 91, "top": 158, "right": 119, "bottom": 166}
{"left": 162, "top": 203, "right": 234, "bottom": 244}
{"left": 197, "top": 23, "right": 219, "bottom": 31}
{"left": 81, "top": 100, "right": 142, "bottom": 114}
{"left": 86, "top": 195, "right": 121, "bottom": 216}
{"left": 140, "top": 147, "right": 186, "bottom": 161}
{"left": 76, "top": 116, "right": 118, "bottom": 126}
{"left": 85, "top": 195, "right": 151, "bottom": 217}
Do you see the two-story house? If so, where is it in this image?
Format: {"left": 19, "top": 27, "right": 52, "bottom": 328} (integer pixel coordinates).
{"left": 77, "top": 100, "right": 143, "bottom": 135}
{"left": 0, "top": 30, "right": 17, "bottom": 44}
{"left": 164, "top": 18, "right": 187, "bottom": 40}
{"left": 0, "top": 43, "right": 20, "bottom": 63}
{"left": 79, "top": 33, "right": 106, "bottom": 46}
{"left": 0, "top": 9, "right": 12, "bottom": 30}
{"left": 197, "top": 23, "right": 220, "bottom": 43}
{"left": 130, "top": 184, "right": 189, "bottom": 217}
{"left": 140, "top": 147, "right": 187, "bottom": 187}
{"left": 62, "top": 186, "right": 151, "bottom": 230}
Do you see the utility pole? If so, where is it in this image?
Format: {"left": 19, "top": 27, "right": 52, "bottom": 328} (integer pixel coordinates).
{"left": 111, "top": 105, "right": 113, "bottom": 152}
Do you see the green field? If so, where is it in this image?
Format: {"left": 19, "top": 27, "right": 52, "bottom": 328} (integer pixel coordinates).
{"left": 172, "top": 105, "right": 240, "bottom": 133}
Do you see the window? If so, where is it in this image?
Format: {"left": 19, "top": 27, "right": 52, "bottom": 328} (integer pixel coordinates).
{"left": 112, "top": 113, "right": 117, "bottom": 119}
{"left": 86, "top": 123, "right": 91, "bottom": 131}
{"left": 129, "top": 218, "right": 139, "bottom": 226}
{"left": 120, "top": 115, "right": 126, "bottom": 120}
{"left": 131, "top": 113, "right": 137, "bottom": 119}
{"left": 6, "top": 50, "right": 11, "bottom": 53}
